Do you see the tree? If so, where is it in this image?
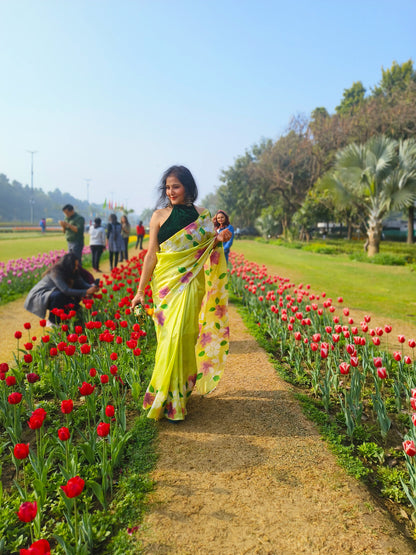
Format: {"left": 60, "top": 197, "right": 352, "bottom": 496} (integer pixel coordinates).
{"left": 335, "top": 81, "right": 366, "bottom": 116}
{"left": 319, "top": 135, "right": 416, "bottom": 256}
{"left": 373, "top": 59, "right": 416, "bottom": 98}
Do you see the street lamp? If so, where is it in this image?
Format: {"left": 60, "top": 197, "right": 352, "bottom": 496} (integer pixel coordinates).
{"left": 27, "top": 150, "right": 37, "bottom": 225}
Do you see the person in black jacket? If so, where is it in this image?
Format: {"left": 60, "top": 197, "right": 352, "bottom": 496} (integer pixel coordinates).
{"left": 24, "top": 253, "right": 98, "bottom": 326}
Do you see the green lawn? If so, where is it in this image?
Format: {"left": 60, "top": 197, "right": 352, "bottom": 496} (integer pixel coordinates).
{"left": 0, "top": 233, "right": 68, "bottom": 262}
{"left": 233, "top": 240, "right": 416, "bottom": 326}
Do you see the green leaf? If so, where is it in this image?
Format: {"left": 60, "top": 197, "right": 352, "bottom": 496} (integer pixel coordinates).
{"left": 185, "top": 234, "right": 193, "bottom": 240}
{"left": 196, "top": 373, "right": 203, "bottom": 380}
{"left": 87, "top": 479, "right": 106, "bottom": 509}
{"left": 215, "top": 297, "right": 220, "bottom": 304}
{"left": 209, "top": 307, "right": 215, "bottom": 312}
{"left": 199, "top": 227, "right": 206, "bottom": 235}
{"left": 149, "top": 384, "right": 155, "bottom": 393}
{"left": 161, "top": 303, "right": 168, "bottom": 309}
{"left": 198, "top": 351, "right": 205, "bottom": 356}
{"left": 219, "top": 273, "right": 227, "bottom": 279}
{"left": 215, "top": 322, "right": 220, "bottom": 329}
{"left": 193, "top": 241, "right": 199, "bottom": 246}
{"left": 178, "top": 267, "right": 187, "bottom": 273}
{"left": 220, "top": 340, "right": 227, "bottom": 346}
{"left": 213, "top": 375, "right": 220, "bottom": 381}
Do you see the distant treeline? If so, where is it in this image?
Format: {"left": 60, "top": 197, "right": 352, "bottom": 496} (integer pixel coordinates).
{"left": 0, "top": 173, "right": 141, "bottom": 224}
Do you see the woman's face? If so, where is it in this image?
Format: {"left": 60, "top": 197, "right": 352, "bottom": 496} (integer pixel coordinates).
{"left": 165, "top": 175, "right": 186, "bottom": 205}
{"left": 216, "top": 212, "right": 226, "bottom": 226}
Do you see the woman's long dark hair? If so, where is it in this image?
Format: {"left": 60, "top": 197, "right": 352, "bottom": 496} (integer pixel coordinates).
{"left": 44, "top": 252, "right": 79, "bottom": 283}
{"left": 156, "top": 165, "right": 198, "bottom": 208}
{"left": 213, "top": 210, "right": 230, "bottom": 228}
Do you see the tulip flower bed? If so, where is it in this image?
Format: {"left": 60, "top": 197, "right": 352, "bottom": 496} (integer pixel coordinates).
{"left": 0, "top": 247, "right": 93, "bottom": 306}
{"left": 0, "top": 251, "right": 157, "bottom": 554}
{"left": 228, "top": 252, "right": 416, "bottom": 526}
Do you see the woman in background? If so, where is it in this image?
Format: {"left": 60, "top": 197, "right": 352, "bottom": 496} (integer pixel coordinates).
{"left": 135, "top": 220, "right": 145, "bottom": 250}
{"left": 213, "top": 210, "right": 234, "bottom": 263}
{"left": 120, "top": 215, "right": 131, "bottom": 262}
{"left": 89, "top": 217, "right": 106, "bottom": 272}
{"left": 107, "top": 214, "right": 124, "bottom": 270}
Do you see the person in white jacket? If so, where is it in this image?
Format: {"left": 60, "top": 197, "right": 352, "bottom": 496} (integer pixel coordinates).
{"left": 89, "top": 217, "right": 106, "bottom": 272}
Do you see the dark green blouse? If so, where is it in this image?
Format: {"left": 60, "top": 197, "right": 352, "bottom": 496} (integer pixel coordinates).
{"left": 158, "top": 204, "right": 199, "bottom": 244}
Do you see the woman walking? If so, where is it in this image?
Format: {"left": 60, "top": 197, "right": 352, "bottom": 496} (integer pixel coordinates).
{"left": 89, "top": 217, "right": 106, "bottom": 272}
{"left": 106, "top": 214, "right": 124, "bottom": 270}
{"left": 131, "top": 166, "right": 231, "bottom": 421}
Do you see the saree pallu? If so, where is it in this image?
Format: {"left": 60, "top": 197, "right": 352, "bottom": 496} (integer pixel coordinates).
{"left": 143, "top": 210, "right": 229, "bottom": 420}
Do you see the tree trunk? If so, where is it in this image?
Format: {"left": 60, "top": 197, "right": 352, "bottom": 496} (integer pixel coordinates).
{"left": 347, "top": 221, "right": 352, "bottom": 240}
{"left": 367, "top": 222, "right": 382, "bottom": 256}
{"left": 407, "top": 205, "right": 414, "bottom": 244}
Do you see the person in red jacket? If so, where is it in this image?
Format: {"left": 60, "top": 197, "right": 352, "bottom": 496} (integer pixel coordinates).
{"left": 135, "top": 220, "right": 145, "bottom": 250}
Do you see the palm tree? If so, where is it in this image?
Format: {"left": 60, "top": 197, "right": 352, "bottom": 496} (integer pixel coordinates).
{"left": 319, "top": 135, "right": 416, "bottom": 256}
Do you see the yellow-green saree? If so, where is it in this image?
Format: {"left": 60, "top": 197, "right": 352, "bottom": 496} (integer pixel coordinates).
{"left": 143, "top": 209, "right": 229, "bottom": 420}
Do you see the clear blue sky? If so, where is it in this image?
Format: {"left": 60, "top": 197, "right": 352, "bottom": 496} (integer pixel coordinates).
{"left": 0, "top": 0, "right": 415, "bottom": 214}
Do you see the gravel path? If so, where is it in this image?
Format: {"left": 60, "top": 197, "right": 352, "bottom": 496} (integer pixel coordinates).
{"left": 136, "top": 305, "right": 415, "bottom": 555}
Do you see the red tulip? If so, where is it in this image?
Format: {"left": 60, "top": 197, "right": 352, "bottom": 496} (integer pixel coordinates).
{"left": 343, "top": 308, "right": 349, "bottom": 316}
{"left": 14, "top": 443, "right": 30, "bottom": 460}
{"left": 384, "top": 325, "right": 392, "bottom": 334}
{"left": 339, "top": 362, "right": 350, "bottom": 375}
{"left": 405, "top": 356, "right": 412, "bottom": 365}
{"left": 373, "top": 357, "right": 383, "bottom": 368}
{"left": 364, "top": 315, "right": 371, "bottom": 323}
{"left": 89, "top": 367, "right": 97, "bottom": 377}
{"left": 97, "top": 422, "right": 111, "bottom": 437}
{"left": 80, "top": 344, "right": 91, "bottom": 355}
{"left": 78, "top": 382, "right": 95, "bottom": 396}
{"left": 8, "top": 392, "right": 23, "bottom": 404}
{"left": 28, "top": 414, "right": 44, "bottom": 430}
{"left": 409, "top": 339, "right": 416, "bottom": 349}
{"left": 412, "top": 414, "right": 416, "bottom": 427}
{"left": 105, "top": 404, "right": 115, "bottom": 417}
{"left": 19, "top": 538, "right": 50, "bottom": 554}
{"left": 411, "top": 398, "right": 416, "bottom": 410}
{"left": 26, "top": 373, "right": 40, "bottom": 384}
{"left": 61, "top": 399, "right": 74, "bottom": 414}
{"left": 6, "top": 375, "right": 17, "bottom": 386}
{"left": 58, "top": 427, "right": 71, "bottom": 441}
{"left": 61, "top": 476, "right": 85, "bottom": 498}
{"left": 346, "top": 344, "right": 355, "bottom": 355}
{"left": 393, "top": 351, "right": 402, "bottom": 362}
{"left": 100, "top": 374, "right": 109, "bottom": 384}
{"left": 23, "top": 354, "right": 33, "bottom": 364}
{"left": 17, "top": 500, "right": 37, "bottom": 522}
{"left": 350, "top": 357, "right": 359, "bottom": 367}
{"left": 403, "top": 440, "right": 416, "bottom": 457}
{"left": 411, "top": 388, "right": 416, "bottom": 398}
{"left": 377, "top": 367, "right": 388, "bottom": 379}
{"left": 369, "top": 329, "right": 375, "bottom": 337}
{"left": 398, "top": 335, "right": 406, "bottom": 343}
{"left": 312, "top": 333, "right": 321, "bottom": 343}
{"left": 39, "top": 319, "right": 47, "bottom": 327}
{"left": 64, "top": 345, "right": 76, "bottom": 356}
{"left": 375, "top": 327, "right": 383, "bottom": 337}
{"left": 372, "top": 337, "right": 381, "bottom": 346}
{"left": 337, "top": 297, "right": 343, "bottom": 303}
{"left": 49, "top": 347, "right": 58, "bottom": 357}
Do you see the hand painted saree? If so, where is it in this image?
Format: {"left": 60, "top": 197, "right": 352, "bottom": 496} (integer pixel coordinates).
{"left": 143, "top": 209, "right": 229, "bottom": 421}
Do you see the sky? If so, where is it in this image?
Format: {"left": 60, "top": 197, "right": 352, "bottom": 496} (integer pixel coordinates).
{"left": 0, "top": 0, "right": 415, "bottom": 215}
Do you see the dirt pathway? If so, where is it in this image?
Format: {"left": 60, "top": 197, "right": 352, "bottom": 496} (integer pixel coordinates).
{"left": 136, "top": 305, "right": 415, "bottom": 555}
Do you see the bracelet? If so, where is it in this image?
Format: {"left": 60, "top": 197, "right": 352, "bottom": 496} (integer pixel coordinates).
{"left": 137, "top": 289, "right": 144, "bottom": 294}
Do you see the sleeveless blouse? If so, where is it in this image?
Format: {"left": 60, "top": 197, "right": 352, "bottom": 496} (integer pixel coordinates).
{"left": 158, "top": 204, "right": 199, "bottom": 244}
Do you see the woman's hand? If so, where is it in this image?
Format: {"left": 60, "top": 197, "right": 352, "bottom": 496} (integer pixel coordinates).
{"left": 214, "top": 228, "right": 232, "bottom": 246}
{"left": 131, "top": 291, "right": 145, "bottom": 309}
